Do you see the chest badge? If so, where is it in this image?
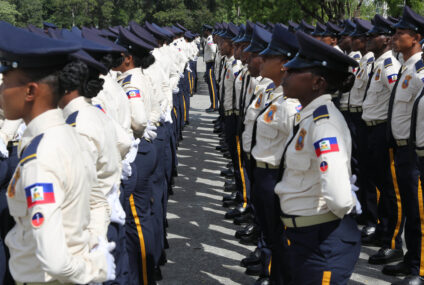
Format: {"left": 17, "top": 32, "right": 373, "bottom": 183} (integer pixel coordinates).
{"left": 295, "top": 128, "right": 307, "bottom": 151}
{"left": 375, "top": 69, "right": 381, "bottom": 81}
{"left": 402, "top": 75, "right": 412, "bottom": 89}
{"left": 264, "top": 105, "right": 277, "bottom": 123}
{"left": 31, "top": 212, "right": 44, "bottom": 228}
{"left": 320, "top": 161, "right": 328, "bottom": 172}
{"left": 255, "top": 93, "right": 263, "bottom": 108}
{"left": 7, "top": 167, "right": 20, "bottom": 198}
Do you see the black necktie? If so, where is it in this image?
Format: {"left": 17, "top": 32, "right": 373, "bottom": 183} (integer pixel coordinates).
{"left": 387, "top": 66, "right": 403, "bottom": 143}
{"left": 277, "top": 123, "right": 300, "bottom": 182}
{"left": 410, "top": 87, "right": 424, "bottom": 149}
{"left": 362, "top": 62, "right": 375, "bottom": 102}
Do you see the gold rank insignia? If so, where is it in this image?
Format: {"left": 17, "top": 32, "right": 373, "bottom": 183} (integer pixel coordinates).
{"left": 295, "top": 128, "right": 307, "bottom": 151}
{"left": 295, "top": 113, "right": 301, "bottom": 123}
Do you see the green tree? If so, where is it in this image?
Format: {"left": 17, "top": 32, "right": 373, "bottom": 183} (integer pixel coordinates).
{"left": 11, "top": 0, "right": 43, "bottom": 27}
{"left": 0, "top": 1, "right": 19, "bottom": 25}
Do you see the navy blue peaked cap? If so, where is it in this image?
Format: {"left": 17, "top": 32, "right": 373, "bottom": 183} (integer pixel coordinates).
{"left": 82, "top": 28, "right": 127, "bottom": 53}
{"left": 99, "top": 28, "right": 117, "bottom": 38}
{"left": 71, "top": 27, "right": 82, "bottom": 37}
{"left": 217, "top": 22, "right": 229, "bottom": 37}
{"left": 388, "top": 16, "right": 399, "bottom": 24}
{"left": 62, "top": 29, "right": 114, "bottom": 54}
{"left": 153, "top": 23, "right": 175, "bottom": 38}
{"left": 69, "top": 49, "right": 108, "bottom": 74}
{"left": 288, "top": 21, "right": 299, "bottom": 32}
{"left": 43, "top": 22, "right": 57, "bottom": 29}
{"left": 260, "top": 23, "right": 298, "bottom": 57}
{"left": 394, "top": 6, "right": 424, "bottom": 34}
{"left": 130, "top": 21, "right": 159, "bottom": 47}
{"left": 221, "top": 22, "right": 239, "bottom": 40}
{"left": 171, "top": 25, "right": 184, "bottom": 35}
{"left": 203, "top": 24, "right": 213, "bottom": 31}
{"left": 298, "top": 20, "right": 314, "bottom": 34}
{"left": 232, "top": 24, "right": 245, "bottom": 42}
{"left": 350, "top": 18, "right": 373, "bottom": 37}
{"left": 311, "top": 22, "right": 326, "bottom": 36}
{"left": 322, "top": 22, "right": 342, "bottom": 37}
{"left": 236, "top": 21, "right": 254, "bottom": 43}
{"left": 27, "top": 24, "right": 47, "bottom": 37}
{"left": 0, "top": 21, "right": 80, "bottom": 73}
{"left": 285, "top": 31, "right": 358, "bottom": 71}
{"left": 339, "top": 20, "right": 356, "bottom": 36}
{"left": 108, "top": 26, "right": 119, "bottom": 35}
{"left": 244, "top": 24, "right": 272, "bottom": 53}
{"left": 256, "top": 22, "right": 266, "bottom": 29}
{"left": 116, "top": 26, "right": 155, "bottom": 56}
{"left": 184, "top": 31, "right": 195, "bottom": 40}
{"left": 367, "top": 15, "right": 395, "bottom": 35}
{"left": 176, "top": 23, "right": 188, "bottom": 32}
{"left": 144, "top": 21, "right": 168, "bottom": 41}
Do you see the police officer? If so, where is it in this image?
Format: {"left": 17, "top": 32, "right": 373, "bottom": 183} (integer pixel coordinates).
{"left": 113, "top": 26, "right": 159, "bottom": 285}
{"left": 275, "top": 30, "right": 361, "bottom": 284}
{"left": 311, "top": 21, "right": 326, "bottom": 41}
{"left": 383, "top": 6, "right": 424, "bottom": 285}
{"left": 249, "top": 24, "right": 300, "bottom": 285}
{"left": 0, "top": 21, "right": 116, "bottom": 284}
{"left": 321, "top": 21, "right": 343, "bottom": 52}
{"left": 360, "top": 15, "right": 404, "bottom": 266}
{"left": 204, "top": 24, "right": 219, "bottom": 112}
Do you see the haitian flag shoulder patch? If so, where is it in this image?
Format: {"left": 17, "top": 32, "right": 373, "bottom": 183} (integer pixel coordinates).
{"left": 25, "top": 183, "right": 55, "bottom": 208}
{"left": 313, "top": 137, "right": 339, "bottom": 157}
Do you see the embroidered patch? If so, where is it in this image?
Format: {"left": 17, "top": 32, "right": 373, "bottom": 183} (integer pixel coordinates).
{"left": 402, "top": 75, "right": 412, "bottom": 89}
{"left": 25, "top": 183, "right": 55, "bottom": 208}
{"left": 384, "top": 58, "right": 393, "bottom": 68}
{"left": 320, "top": 161, "right": 328, "bottom": 172}
{"left": 313, "top": 105, "right": 329, "bottom": 123}
{"left": 126, "top": 89, "right": 141, "bottom": 99}
{"left": 7, "top": 167, "right": 20, "bottom": 198}
{"left": 264, "top": 105, "right": 277, "bottom": 123}
{"left": 314, "top": 137, "right": 339, "bottom": 157}
{"left": 375, "top": 69, "right": 381, "bottom": 81}
{"left": 31, "top": 212, "right": 44, "bottom": 228}
{"left": 387, "top": 74, "right": 398, "bottom": 84}
{"left": 121, "top": 74, "right": 132, "bottom": 86}
{"left": 415, "top": 59, "right": 424, "bottom": 73}
{"left": 255, "top": 93, "right": 263, "bottom": 108}
{"left": 295, "top": 113, "right": 301, "bottom": 123}
{"left": 295, "top": 128, "right": 307, "bottom": 151}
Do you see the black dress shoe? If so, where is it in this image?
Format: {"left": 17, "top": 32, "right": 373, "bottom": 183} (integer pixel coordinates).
{"left": 245, "top": 263, "right": 262, "bottom": 276}
{"left": 224, "top": 180, "right": 235, "bottom": 187}
{"left": 383, "top": 262, "right": 412, "bottom": 276}
{"left": 213, "top": 127, "right": 222, "bottom": 134}
{"left": 234, "top": 213, "right": 254, "bottom": 225}
{"left": 239, "top": 230, "right": 260, "bottom": 245}
{"left": 154, "top": 267, "right": 163, "bottom": 281}
{"left": 216, "top": 145, "right": 224, "bottom": 151}
{"left": 361, "top": 232, "right": 383, "bottom": 247}
{"left": 235, "top": 224, "right": 257, "bottom": 239}
{"left": 223, "top": 191, "right": 238, "bottom": 201}
{"left": 255, "top": 277, "right": 271, "bottom": 285}
{"left": 220, "top": 145, "right": 229, "bottom": 153}
{"left": 223, "top": 199, "right": 239, "bottom": 208}
{"left": 241, "top": 248, "right": 261, "bottom": 267}
{"left": 225, "top": 205, "right": 250, "bottom": 219}
{"left": 392, "top": 275, "right": 424, "bottom": 285}
{"left": 220, "top": 168, "right": 234, "bottom": 177}
{"left": 223, "top": 151, "right": 232, "bottom": 159}
{"left": 362, "top": 225, "right": 376, "bottom": 237}
{"left": 369, "top": 247, "right": 404, "bottom": 265}
{"left": 224, "top": 183, "right": 237, "bottom": 192}
{"left": 226, "top": 161, "right": 233, "bottom": 168}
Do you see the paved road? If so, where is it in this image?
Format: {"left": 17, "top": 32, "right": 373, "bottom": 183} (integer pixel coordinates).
{"left": 158, "top": 60, "right": 401, "bottom": 285}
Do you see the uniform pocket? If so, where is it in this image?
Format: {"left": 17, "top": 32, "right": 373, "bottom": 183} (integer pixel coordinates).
{"left": 257, "top": 123, "right": 278, "bottom": 139}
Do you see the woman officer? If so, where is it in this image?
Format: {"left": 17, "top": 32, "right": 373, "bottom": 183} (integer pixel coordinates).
{"left": 274, "top": 31, "right": 361, "bottom": 284}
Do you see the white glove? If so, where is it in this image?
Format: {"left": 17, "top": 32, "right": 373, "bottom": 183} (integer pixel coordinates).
{"left": 0, "top": 139, "right": 8, "bottom": 159}
{"left": 127, "top": 138, "right": 140, "bottom": 163}
{"left": 90, "top": 237, "right": 116, "bottom": 283}
{"left": 143, "top": 122, "right": 157, "bottom": 141}
{"left": 14, "top": 122, "right": 26, "bottom": 141}
{"left": 121, "top": 159, "right": 132, "bottom": 180}
{"left": 186, "top": 65, "right": 192, "bottom": 73}
{"left": 165, "top": 110, "right": 173, "bottom": 123}
{"left": 350, "top": 175, "right": 362, "bottom": 215}
{"left": 172, "top": 87, "right": 180, "bottom": 94}
{"left": 107, "top": 184, "right": 126, "bottom": 225}
{"left": 179, "top": 72, "right": 184, "bottom": 79}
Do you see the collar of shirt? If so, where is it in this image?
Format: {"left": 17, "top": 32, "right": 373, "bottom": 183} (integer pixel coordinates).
{"left": 401, "top": 51, "right": 423, "bottom": 72}
{"left": 334, "top": 45, "right": 343, "bottom": 53}
{"left": 117, "top": 67, "right": 138, "bottom": 83}
{"left": 19, "top": 109, "right": 65, "bottom": 155}
{"left": 373, "top": 50, "right": 393, "bottom": 69}
{"left": 295, "top": 94, "right": 332, "bottom": 126}
{"left": 62, "top": 96, "right": 91, "bottom": 119}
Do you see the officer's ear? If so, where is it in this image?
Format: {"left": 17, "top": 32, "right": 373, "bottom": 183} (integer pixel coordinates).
{"left": 414, "top": 33, "right": 422, "bottom": 43}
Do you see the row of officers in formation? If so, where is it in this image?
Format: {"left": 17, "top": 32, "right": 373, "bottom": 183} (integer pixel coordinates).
{"left": 0, "top": 19, "right": 200, "bottom": 284}
{"left": 203, "top": 5, "right": 424, "bottom": 285}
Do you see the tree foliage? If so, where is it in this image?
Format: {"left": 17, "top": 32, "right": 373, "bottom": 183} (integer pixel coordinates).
{"left": 0, "top": 0, "right": 422, "bottom": 32}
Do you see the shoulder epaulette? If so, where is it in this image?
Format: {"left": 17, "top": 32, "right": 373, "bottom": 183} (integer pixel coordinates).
{"left": 122, "top": 74, "right": 132, "bottom": 87}
{"left": 415, "top": 59, "right": 424, "bottom": 73}
{"left": 65, "top": 111, "right": 79, "bottom": 127}
{"left": 367, "top": 57, "right": 374, "bottom": 64}
{"left": 313, "top": 105, "right": 330, "bottom": 123}
{"left": 20, "top": 134, "right": 44, "bottom": 166}
{"left": 353, "top": 53, "right": 360, "bottom": 59}
{"left": 234, "top": 71, "right": 240, "bottom": 77}
{"left": 384, "top": 58, "right": 393, "bottom": 68}
{"left": 265, "top": 82, "right": 275, "bottom": 92}
{"left": 232, "top": 60, "right": 237, "bottom": 66}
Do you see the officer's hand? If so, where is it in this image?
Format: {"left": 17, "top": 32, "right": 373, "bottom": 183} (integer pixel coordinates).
{"left": 350, "top": 175, "right": 362, "bottom": 214}
{"left": 107, "top": 185, "right": 126, "bottom": 225}
{"left": 172, "top": 87, "right": 180, "bottom": 94}
{"left": 90, "top": 238, "right": 116, "bottom": 283}
{"left": 0, "top": 139, "right": 8, "bottom": 159}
